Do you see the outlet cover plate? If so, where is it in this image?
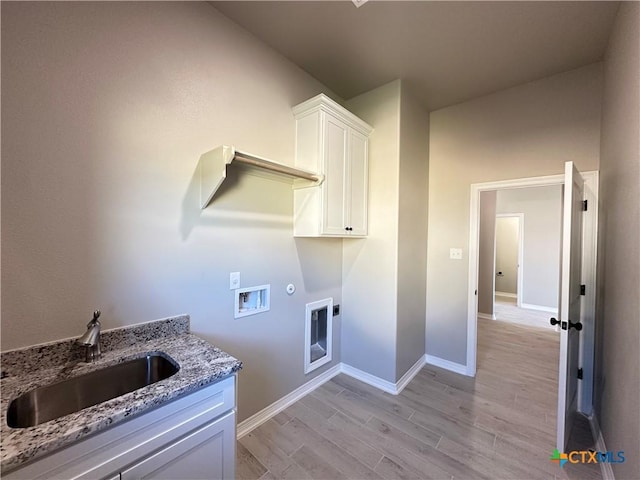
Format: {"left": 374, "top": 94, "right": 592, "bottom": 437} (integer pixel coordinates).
{"left": 230, "top": 272, "right": 240, "bottom": 290}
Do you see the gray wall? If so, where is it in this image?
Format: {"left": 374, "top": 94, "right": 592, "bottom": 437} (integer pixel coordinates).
{"left": 342, "top": 81, "right": 401, "bottom": 383}
{"left": 1, "top": 2, "right": 343, "bottom": 422}
{"left": 596, "top": 2, "right": 640, "bottom": 478}
{"left": 427, "top": 63, "right": 602, "bottom": 365}
{"left": 496, "top": 186, "right": 562, "bottom": 309}
{"left": 396, "top": 87, "right": 429, "bottom": 379}
{"left": 477, "top": 191, "right": 496, "bottom": 317}
{"left": 494, "top": 216, "right": 519, "bottom": 296}
{"left": 342, "top": 81, "right": 429, "bottom": 383}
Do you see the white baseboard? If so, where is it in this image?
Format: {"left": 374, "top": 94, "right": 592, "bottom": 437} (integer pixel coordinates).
{"left": 237, "top": 357, "right": 430, "bottom": 438}
{"left": 340, "top": 363, "right": 398, "bottom": 394}
{"left": 339, "top": 355, "right": 426, "bottom": 396}
{"left": 395, "top": 356, "right": 427, "bottom": 393}
{"left": 495, "top": 291, "right": 517, "bottom": 298}
{"left": 521, "top": 302, "right": 558, "bottom": 313}
{"left": 589, "top": 414, "right": 615, "bottom": 480}
{"left": 238, "top": 354, "right": 474, "bottom": 439}
{"left": 477, "top": 312, "right": 496, "bottom": 321}
{"left": 236, "top": 363, "right": 341, "bottom": 438}
{"left": 425, "top": 354, "right": 472, "bottom": 376}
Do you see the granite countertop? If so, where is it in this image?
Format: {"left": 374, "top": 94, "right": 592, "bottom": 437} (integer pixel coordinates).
{"left": 0, "top": 315, "right": 242, "bottom": 473}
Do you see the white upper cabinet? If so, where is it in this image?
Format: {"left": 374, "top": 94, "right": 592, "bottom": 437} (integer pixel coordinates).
{"left": 293, "top": 94, "right": 373, "bottom": 237}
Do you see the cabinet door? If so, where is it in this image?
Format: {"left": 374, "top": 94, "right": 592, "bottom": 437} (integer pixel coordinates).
{"left": 322, "top": 115, "right": 348, "bottom": 235}
{"left": 347, "top": 130, "right": 368, "bottom": 236}
{"left": 120, "top": 411, "right": 235, "bottom": 480}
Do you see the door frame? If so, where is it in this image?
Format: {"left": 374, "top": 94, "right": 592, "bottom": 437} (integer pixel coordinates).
{"left": 467, "top": 171, "right": 599, "bottom": 414}
{"left": 494, "top": 213, "right": 525, "bottom": 308}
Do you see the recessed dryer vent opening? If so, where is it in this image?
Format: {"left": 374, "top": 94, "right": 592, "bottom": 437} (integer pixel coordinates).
{"left": 304, "top": 298, "right": 333, "bottom": 374}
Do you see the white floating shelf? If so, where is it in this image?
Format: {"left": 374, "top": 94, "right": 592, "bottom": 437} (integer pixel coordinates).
{"left": 198, "top": 145, "right": 324, "bottom": 209}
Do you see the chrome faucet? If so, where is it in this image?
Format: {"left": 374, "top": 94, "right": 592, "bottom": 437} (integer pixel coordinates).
{"left": 78, "top": 310, "right": 102, "bottom": 363}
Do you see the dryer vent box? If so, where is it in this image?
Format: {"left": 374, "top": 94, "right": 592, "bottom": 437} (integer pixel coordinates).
{"left": 304, "top": 298, "right": 333, "bottom": 374}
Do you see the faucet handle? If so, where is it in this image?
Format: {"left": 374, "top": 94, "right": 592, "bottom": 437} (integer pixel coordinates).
{"left": 86, "top": 310, "right": 101, "bottom": 328}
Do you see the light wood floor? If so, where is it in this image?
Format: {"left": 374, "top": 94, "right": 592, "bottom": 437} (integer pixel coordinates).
{"left": 494, "top": 295, "right": 557, "bottom": 330}
{"left": 237, "top": 319, "right": 601, "bottom": 479}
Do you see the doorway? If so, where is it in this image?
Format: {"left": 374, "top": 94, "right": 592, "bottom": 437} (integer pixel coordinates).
{"left": 468, "top": 171, "right": 599, "bottom": 416}
{"left": 477, "top": 187, "right": 563, "bottom": 330}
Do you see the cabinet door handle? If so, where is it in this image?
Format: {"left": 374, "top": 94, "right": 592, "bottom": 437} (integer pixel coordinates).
{"left": 344, "top": 226, "right": 353, "bottom": 231}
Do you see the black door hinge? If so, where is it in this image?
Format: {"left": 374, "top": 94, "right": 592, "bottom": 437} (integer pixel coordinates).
{"left": 580, "top": 285, "right": 586, "bottom": 296}
{"left": 577, "top": 368, "right": 583, "bottom": 380}
{"left": 582, "top": 200, "right": 588, "bottom": 211}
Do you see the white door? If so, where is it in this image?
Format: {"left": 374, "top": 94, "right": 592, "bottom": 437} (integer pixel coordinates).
{"left": 494, "top": 216, "right": 521, "bottom": 300}
{"left": 556, "top": 161, "right": 584, "bottom": 451}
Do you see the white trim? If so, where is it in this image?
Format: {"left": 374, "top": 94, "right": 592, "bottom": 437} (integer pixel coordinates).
{"left": 341, "top": 356, "right": 426, "bottom": 395}
{"left": 495, "top": 291, "right": 517, "bottom": 298}
{"left": 394, "top": 356, "right": 427, "bottom": 393}
{"left": 477, "top": 312, "right": 496, "bottom": 321}
{"left": 238, "top": 355, "right": 470, "bottom": 439}
{"left": 340, "top": 363, "right": 398, "bottom": 394}
{"left": 521, "top": 303, "right": 558, "bottom": 313}
{"left": 589, "top": 415, "right": 615, "bottom": 480}
{"left": 236, "top": 364, "right": 341, "bottom": 438}
{"left": 473, "top": 173, "right": 566, "bottom": 191}
{"left": 425, "top": 354, "right": 472, "bottom": 376}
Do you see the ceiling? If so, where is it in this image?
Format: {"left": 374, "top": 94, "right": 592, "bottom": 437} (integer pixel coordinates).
{"left": 212, "top": 1, "right": 620, "bottom": 111}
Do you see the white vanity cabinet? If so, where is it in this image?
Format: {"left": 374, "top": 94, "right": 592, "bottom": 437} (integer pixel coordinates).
{"left": 293, "top": 94, "right": 373, "bottom": 237}
{"left": 120, "top": 411, "right": 235, "bottom": 480}
{"left": 3, "top": 375, "right": 237, "bottom": 480}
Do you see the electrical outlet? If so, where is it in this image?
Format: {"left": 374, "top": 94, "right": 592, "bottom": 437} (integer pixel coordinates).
{"left": 230, "top": 272, "right": 240, "bottom": 290}
{"left": 450, "top": 248, "right": 463, "bottom": 260}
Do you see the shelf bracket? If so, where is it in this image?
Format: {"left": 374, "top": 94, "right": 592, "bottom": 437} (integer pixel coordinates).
{"left": 198, "top": 145, "right": 324, "bottom": 209}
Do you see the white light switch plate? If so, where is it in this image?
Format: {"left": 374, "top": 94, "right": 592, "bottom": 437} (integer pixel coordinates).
{"left": 230, "top": 272, "right": 240, "bottom": 290}
{"left": 450, "top": 248, "right": 463, "bottom": 260}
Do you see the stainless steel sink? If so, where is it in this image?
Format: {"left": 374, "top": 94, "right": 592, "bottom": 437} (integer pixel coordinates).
{"left": 7, "top": 353, "right": 179, "bottom": 428}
